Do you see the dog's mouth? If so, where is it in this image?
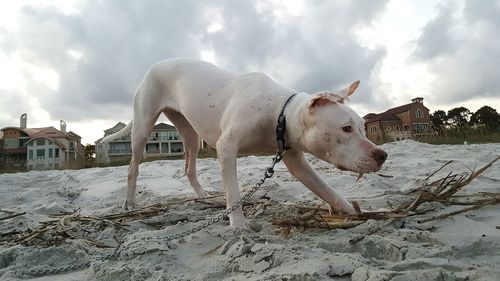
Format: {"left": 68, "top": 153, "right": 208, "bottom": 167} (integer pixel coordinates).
{"left": 336, "top": 165, "right": 348, "bottom": 171}
{"left": 336, "top": 162, "right": 382, "bottom": 174}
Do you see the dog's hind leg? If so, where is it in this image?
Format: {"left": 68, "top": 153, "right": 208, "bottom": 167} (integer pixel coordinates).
{"left": 124, "top": 113, "right": 158, "bottom": 210}
{"left": 164, "top": 109, "right": 209, "bottom": 198}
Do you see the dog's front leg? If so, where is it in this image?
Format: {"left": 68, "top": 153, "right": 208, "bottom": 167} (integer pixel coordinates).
{"left": 216, "top": 137, "right": 247, "bottom": 228}
{"left": 282, "top": 150, "right": 356, "bottom": 214}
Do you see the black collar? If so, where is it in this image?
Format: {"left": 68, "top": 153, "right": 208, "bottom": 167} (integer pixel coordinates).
{"left": 276, "top": 94, "right": 297, "bottom": 154}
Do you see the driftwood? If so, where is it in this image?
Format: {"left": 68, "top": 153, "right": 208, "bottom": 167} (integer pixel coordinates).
{"left": 272, "top": 156, "right": 500, "bottom": 233}
{"left": 1, "top": 156, "right": 498, "bottom": 245}
{"left": 0, "top": 211, "right": 26, "bottom": 221}
{"left": 0, "top": 193, "right": 258, "bottom": 247}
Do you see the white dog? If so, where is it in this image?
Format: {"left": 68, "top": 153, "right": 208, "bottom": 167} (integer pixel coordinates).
{"left": 103, "top": 58, "right": 387, "bottom": 228}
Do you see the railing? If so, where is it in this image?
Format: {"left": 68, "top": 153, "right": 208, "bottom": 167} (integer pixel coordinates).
{"left": 108, "top": 149, "right": 131, "bottom": 155}
{"left": 146, "top": 148, "right": 160, "bottom": 154}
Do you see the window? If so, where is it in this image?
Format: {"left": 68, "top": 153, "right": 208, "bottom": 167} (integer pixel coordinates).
{"left": 36, "top": 149, "right": 45, "bottom": 158}
{"left": 49, "top": 148, "right": 53, "bottom": 158}
{"left": 28, "top": 142, "right": 33, "bottom": 147}
{"left": 170, "top": 142, "right": 183, "bottom": 153}
{"left": 160, "top": 131, "right": 168, "bottom": 141}
{"left": 36, "top": 139, "right": 45, "bottom": 146}
{"left": 167, "top": 131, "right": 179, "bottom": 140}
{"left": 4, "top": 139, "right": 19, "bottom": 148}
{"left": 149, "top": 132, "right": 159, "bottom": 140}
{"left": 109, "top": 143, "right": 131, "bottom": 154}
{"left": 55, "top": 148, "right": 59, "bottom": 158}
{"left": 416, "top": 109, "right": 423, "bottom": 119}
{"left": 48, "top": 140, "right": 53, "bottom": 145}
{"left": 161, "top": 143, "right": 170, "bottom": 153}
{"left": 29, "top": 150, "right": 33, "bottom": 160}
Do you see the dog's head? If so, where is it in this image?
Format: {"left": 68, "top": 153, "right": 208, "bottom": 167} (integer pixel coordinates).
{"left": 301, "top": 81, "right": 387, "bottom": 173}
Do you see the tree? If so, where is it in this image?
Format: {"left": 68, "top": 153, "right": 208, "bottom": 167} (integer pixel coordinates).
{"left": 430, "top": 110, "right": 447, "bottom": 131}
{"left": 470, "top": 106, "right": 500, "bottom": 132}
{"left": 85, "top": 144, "right": 95, "bottom": 162}
{"left": 447, "top": 107, "right": 471, "bottom": 128}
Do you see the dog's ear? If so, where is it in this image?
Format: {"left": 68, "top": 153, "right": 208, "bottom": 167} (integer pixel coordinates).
{"left": 345, "top": 80, "right": 360, "bottom": 97}
{"left": 308, "top": 81, "right": 360, "bottom": 111}
{"left": 308, "top": 92, "right": 345, "bottom": 110}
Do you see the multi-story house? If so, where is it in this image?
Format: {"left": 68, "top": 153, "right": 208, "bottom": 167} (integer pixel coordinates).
{"left": 0, "top": 114, "right": 85, "bottom": 170}
{"left": 364, "top": 98, "right": 434, "bottom": 143}
{"left": 95, "top": 122, "right": 184, "bottom": 164}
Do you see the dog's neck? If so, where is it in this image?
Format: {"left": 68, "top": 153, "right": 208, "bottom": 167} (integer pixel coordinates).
{"left": 283, "top": 92, "right": 310, "bottom": 152}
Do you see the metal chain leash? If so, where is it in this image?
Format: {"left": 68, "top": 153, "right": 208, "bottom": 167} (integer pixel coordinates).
{"left": 153, "top": 151, "right": 285, "bottom": 242}
{"left": 4, "top": 151, "right": 285, "bottom": 279}
{"left": 4, "top": 260, "right": 92, "bottom": 279}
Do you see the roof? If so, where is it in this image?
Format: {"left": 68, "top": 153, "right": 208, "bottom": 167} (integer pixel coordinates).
{"left": 364, "top": 113, "right": 401, "bottom": 122}
{"left": 364, "top": 100, "right": 429, "bottom": 123}
{"left": 0, "top": 126, "right": 48, "bottom": 137}
{"left": 153, "top": 123, "right": 176, "bottom": 130}
{"left": 104, "top": 122, "right": 127, "bottom": 135}
{"left": 30, "top": 126, "right": 68, "bottom": 139}
{"left": 23, "top": 126, "right": 73, "bottom": 150}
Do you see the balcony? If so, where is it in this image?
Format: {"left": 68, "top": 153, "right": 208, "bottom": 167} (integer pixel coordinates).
{"left": 146, "top": 148, "right": 160, "bottom": 154}
{"left": 108, "top": 149, "right": 131, "bottom": 155}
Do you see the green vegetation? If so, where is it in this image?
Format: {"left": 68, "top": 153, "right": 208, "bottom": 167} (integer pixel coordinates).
{"left": 422, "top": 105, "right": 500, "bottom": 145}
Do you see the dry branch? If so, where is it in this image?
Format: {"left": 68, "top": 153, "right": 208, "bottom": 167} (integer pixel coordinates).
{"left": 1, "top": 156, "right": 498, "bottom": 245}
{"left": 417, "top": 196, "right": 500, "bottom": 224}
{"left": 0, "top": 211, "right": 26, "bottom": 221}
{"left": 272, "top": 156, "right": 499, "bottom": 233}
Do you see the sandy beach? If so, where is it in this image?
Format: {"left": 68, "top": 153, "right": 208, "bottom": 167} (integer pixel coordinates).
{"left": 1, "top": 140, "right": 499, "bottom": 281}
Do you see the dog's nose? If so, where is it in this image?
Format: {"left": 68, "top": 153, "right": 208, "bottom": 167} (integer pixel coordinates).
{"left": 371, "top": 149, "right": 387, "bottom": 165}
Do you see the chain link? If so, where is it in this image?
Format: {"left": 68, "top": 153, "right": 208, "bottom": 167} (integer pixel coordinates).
{"left": 159, "top": 150, "right": 284, "bottom": 241}
{"left": 5, "top": 151, "right": 285, "bottom": 278}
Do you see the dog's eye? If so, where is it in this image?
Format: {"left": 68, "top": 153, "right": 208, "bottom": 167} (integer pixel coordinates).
{"left": 342, "top": 126, "right": 353, "bottom": 133}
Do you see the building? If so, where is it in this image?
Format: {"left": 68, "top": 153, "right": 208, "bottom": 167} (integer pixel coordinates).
{"left": 364, "top": 98, "right": 434, "bottom": 143}
{"left": 0, "top": 114, "right": 85, "bottom": 170}
{"left": 95, "top": 122, "right": 184, "bottom": 164}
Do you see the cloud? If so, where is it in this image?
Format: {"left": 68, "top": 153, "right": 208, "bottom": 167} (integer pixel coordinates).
{"left": 204, "top": 1, "right": 387, "bottom": 105}
{"left": 0, "top": 0, "right": 388, "bottom": 125}
{"left": 413, "top": 0, "right": 500, "bottom": 106}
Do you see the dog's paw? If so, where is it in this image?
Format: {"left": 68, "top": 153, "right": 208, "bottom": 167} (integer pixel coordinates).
{"left": 362, "top": 207, "right": 391, "bottom": 213}
{"left": 194, "top": 189, "right": 210, "bottom": 198}
{"left": 122, "top": 201, "right": 137, "bottom": 210}
{"left": 229, "top": 217, "right": 250, "bottom": 230}
{"left": 229, "top": 224, "right": 254, "bottom": 236}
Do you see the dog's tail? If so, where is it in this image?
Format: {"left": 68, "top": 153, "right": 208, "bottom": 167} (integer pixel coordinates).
{"left": 101, "top": 121, "right": 133, "bottom": 143}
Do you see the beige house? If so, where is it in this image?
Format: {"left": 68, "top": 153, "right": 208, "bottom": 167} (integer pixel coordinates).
{"left": 0, "top": 114, "right": 85, "bottom": 170}
{"left": 95, "top": 122, "right": 184, "bottom": 164}
{"left": 364, "top": 98, "right": 434, "bottom": 143}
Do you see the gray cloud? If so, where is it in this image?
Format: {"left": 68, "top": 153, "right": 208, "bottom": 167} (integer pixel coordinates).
{"left": 1, "top": 0, "right": 388, "bottom": 123}
{"left": 204, "top": 0, "right": 387, "bottom": 104}
{"left": 413, "top": 4, "right": 457, "bottom": 60}
{"left": 413, "top": 0, "right": 500, "bottom": 106}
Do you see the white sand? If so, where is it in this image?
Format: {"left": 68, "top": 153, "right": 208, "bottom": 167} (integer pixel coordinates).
{"left": 1, "top": 140, "right": 499, "bottom": 281}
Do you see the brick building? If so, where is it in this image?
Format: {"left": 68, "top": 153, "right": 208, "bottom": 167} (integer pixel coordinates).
{"left": 364, "top": 98, "right": 434, "bottom": 143}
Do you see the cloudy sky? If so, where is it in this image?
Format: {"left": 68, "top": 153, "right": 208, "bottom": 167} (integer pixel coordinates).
{"left": 1, "top": 0, "right": 499, "bottom": 144}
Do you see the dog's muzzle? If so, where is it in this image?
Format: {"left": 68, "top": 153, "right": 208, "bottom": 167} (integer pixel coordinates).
{"left": 371, "top": 149, "right": 388, "bottom": 165}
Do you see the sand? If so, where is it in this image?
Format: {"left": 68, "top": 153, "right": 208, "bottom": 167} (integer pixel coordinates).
{"left": 1, "top": 140, "right": 499, "bottom": 281}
